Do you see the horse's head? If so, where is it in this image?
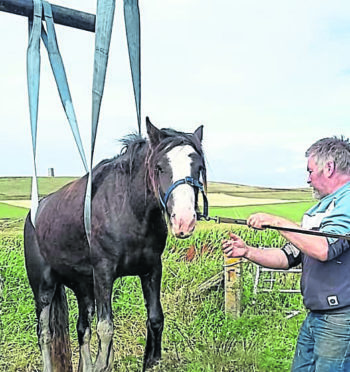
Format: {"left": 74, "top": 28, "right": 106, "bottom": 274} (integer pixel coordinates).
{"left": 146, "top": 117, "right": 207, "bottom": 239}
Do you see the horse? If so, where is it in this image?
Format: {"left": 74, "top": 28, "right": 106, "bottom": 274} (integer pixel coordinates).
{"left": 24, "top": 117, "right": 207, "bottom": 372}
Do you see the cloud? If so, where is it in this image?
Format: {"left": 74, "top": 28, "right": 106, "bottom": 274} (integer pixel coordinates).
{"left": 1, "top": 0, "right": 350, "bottom": 187}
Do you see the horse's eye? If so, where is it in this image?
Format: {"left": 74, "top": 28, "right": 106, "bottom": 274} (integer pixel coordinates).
{"left": 156, "top": 165, "right": 163, "bottom": 174}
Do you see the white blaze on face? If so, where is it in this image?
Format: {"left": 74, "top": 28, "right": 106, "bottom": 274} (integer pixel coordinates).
{"left": 166, "top": 145, "right": 197, "bottom": 238}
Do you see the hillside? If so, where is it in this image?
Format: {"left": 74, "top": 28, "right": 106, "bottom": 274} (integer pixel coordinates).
{"left": 0, "top": 178, "right": 313, "bottom": 206}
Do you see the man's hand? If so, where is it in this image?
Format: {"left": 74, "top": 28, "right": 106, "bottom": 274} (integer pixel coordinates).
{"left": 247, "top": 213, "right": 278, "bottom": 229}
{"left": 222, "top": 232, "right": 248, "bottom": 258}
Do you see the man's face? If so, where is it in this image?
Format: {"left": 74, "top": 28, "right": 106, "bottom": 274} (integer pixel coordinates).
{"left": 307, "top": 156, "right": 327, "bottom": 199}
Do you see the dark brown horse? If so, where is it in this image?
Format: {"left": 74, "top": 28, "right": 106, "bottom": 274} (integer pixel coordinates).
{"left": 24, "top": 117, "right": 207, "bottom": 371}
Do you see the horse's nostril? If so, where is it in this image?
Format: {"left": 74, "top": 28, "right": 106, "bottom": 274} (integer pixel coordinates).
{"left": 171, "top": 213, "right": 176, "bottom": 219}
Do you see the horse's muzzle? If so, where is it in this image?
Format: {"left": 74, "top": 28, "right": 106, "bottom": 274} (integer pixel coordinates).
{"left": 170, "top": 211, "right": 196, "bottom": 239}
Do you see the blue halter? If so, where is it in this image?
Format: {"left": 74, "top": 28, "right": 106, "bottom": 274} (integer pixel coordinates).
{"left": 158, "top": 176, "right": 209, "bottom": 220}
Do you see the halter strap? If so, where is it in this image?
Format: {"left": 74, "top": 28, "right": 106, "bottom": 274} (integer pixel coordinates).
{"left": 159, "top": 176, "right": 209, "bottom": 220}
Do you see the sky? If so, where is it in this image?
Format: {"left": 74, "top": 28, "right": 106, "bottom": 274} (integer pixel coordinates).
{"left": 1, "top": 0, "right": 350, "bottom": 188}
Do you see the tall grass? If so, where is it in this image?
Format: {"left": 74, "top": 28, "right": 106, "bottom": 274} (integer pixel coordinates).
{"left": 0, "top": 227, "right": 305, "bottom": 371}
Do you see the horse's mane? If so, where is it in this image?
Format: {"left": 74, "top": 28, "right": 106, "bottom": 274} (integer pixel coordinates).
{"left": 91, "top": 129, "right": 206, "bottom": 198}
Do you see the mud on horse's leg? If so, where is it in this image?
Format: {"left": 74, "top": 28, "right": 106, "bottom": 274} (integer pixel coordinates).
{"left": 38, "top": 304, "right": 54, "bottom": 372}
{"left": 140, "top": 264, "right": 164, "bottom": 371}
{"left": 93, "top": 267, "right": 114, "bottom": 372}
{"left": 36, "top": 284, "right": 72, "bottom": 372}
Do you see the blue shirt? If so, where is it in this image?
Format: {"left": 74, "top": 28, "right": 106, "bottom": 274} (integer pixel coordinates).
{"left": 283, "top": 182, "right": 350, "bottom": 311}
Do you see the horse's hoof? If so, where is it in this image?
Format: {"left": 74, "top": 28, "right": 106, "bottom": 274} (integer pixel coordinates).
{"left": 143, "top": 358, "right": 160, "bottom": 371}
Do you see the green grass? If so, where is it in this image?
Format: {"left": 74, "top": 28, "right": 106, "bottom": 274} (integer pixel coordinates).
{"left": 0, "top": 177, "right": 77, "bottom": 200}
{"left": 0, "top": 203, "right": 28, "bottom": 219}
{"left": 210, "top": 201, "right": 316, "bottom": 223}
{"left": 0, "top": 179, "right": 309, "bottom": 370}
{"left": 0, "top": 228, "right": 304, "bottom": 372}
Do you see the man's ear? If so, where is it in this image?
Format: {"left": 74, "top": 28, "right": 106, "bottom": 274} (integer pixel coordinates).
{"left": 146, "top": 117, "right": 166, "bottom": 147}
{"left": 325, "top": 160, "right": 336, "bottom": 177}
{"left": 193, "top": 125, "right": 203, "bottom": 143}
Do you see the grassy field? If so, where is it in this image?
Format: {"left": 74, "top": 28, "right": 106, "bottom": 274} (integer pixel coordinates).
{"left": 0, "top": 228, "right": 304, "bottom": 372}
{"left": 0, "top": 203, "right": 28, "bottom": 219}
{"left": 0, "top": 178, "right": 311, "bottom": 371}
{"left": 207, "top": 182, "right": 313, "bottom": 201}
{"left": 210, "top": 202, "right": 315, "bottom": 223}
{"left": 0, "top": 177, "right": 313, "bottom": 202}
{"left": 0, "top": 177, "right": 76, "bottom": 200}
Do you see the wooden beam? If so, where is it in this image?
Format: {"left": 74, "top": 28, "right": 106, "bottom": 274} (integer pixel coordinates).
{"left": 0, "top": 0, "right": 95, "bottom": 32}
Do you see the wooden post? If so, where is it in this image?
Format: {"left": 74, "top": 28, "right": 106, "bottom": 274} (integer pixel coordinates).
{"left": 0, "top": 0, "right": 95, "bottom": 32}
{"left": 224, "top": 257, "right": 242, "bottom": 317}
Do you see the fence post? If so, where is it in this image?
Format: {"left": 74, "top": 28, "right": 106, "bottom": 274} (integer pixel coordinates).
{"left": 224, "top": 257, "right": 242, "bottom": 317}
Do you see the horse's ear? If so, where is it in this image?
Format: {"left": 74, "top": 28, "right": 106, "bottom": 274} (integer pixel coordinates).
{"left": 193, "top": 125, "right": 203, "bottom": 142}
{"left": 146, "top": 117, "right": 166, "bottom": 147}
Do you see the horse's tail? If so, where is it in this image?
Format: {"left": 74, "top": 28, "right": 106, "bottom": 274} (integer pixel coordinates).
{"left": 50, "top": 284, "right": 73, "bottom": 372}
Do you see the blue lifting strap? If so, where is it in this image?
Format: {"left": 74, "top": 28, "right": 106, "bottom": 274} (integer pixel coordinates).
{"left": 27, "top": 0, "right": 88, "bottom": 226}
{"left": 27, "top": 0, "right": 141, "bottom": 242}
{"left": 85, "top": 0, "right": 141, "bottom": 243}
{"left": 124, "top": 0, "right": 141, "bottom": 134}
{"left": 84, "top": 0, "right": 116, "bottom": 244}
{"left": 41, "top": 1, "right": 89, "bottom": 173}
{"left": 27, "top": 0, "right": 42, "bottom": 226}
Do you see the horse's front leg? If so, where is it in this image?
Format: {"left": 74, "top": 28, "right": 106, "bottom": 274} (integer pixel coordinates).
{"left": 75, "top": 279, "right": 95, "bottom": 372}
{"left": 140, "top": 262, "right": 164, "bottom": 371}
{"left": 93, "top": 265, "right": 114, "bottom": 372}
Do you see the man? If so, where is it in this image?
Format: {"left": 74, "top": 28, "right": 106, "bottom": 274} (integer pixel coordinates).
{"left": 222, "top": 136, "right": 350, "bottom": 372}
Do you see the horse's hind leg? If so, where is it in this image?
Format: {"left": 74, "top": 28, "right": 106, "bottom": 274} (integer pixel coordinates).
{"left": 140, "top": 264, "right": 164, "bottom": 371}
{"left": 36, "top": 280, "right": 56, "bottom": 372}
{"left": 32, "top": 270, "right": 72, "bottom": 372}
{"left": 74, "top": 281, "right": 95, "bottom": 372}
{"left": 24, "top": 218, "right": 72, "bottom": 372}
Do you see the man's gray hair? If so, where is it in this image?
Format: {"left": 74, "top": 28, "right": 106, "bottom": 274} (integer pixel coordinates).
{"left": 305, "top": 136, "right": 350, "bottom": 175}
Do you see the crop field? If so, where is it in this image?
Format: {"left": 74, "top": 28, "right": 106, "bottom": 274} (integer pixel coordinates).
{"left": 0, "top": 178, "right": 312, "bottom": 371}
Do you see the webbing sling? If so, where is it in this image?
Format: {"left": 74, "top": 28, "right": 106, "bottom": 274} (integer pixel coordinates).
{"left": 27, "top": 0, "right": 88, "bottom": 225}
{"left": 124, "top": 0, "right": 141, "bottom": 134}
{"left": 84, "top": 0, "right": 116, "bottom": 244}
{"left": 27, "top": 0, "right": 42, "bottom": 226}
{"left": 85, "top": 0, "right": 141, "bottom": 243}
{"left": 27, "top": 0, "right": 141, "bottom": 240}
{"left": 41, "top": 1, "right": 88, "bottom": 173}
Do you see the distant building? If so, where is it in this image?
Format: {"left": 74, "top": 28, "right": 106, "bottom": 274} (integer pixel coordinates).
{"left": 48, "top": 168, "right": 55, "bottom": 177}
